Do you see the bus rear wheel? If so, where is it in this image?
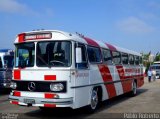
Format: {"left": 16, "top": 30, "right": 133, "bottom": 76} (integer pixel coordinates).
{"left": 130, "top": 80, "right": 137, "bottom": 96}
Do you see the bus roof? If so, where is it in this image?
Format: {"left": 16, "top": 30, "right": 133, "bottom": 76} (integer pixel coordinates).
{"left": 0, "top": 49, "right": 14, "bottom": 56}
{"left": 0, "top": 49, "right": 12, "bottom": 52}
{"left": 15, "top": 30, "right": 141, "bottom": 56}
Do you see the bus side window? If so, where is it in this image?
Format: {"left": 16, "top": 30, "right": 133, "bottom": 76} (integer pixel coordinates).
{"left": 139, "top": 57, "right": 143, "bottom": 64}
{"left": 87, "top": 46, "right": 102, "bottom": 63}
{"left": 76, "top": 43, "right": 88, "bottom": 69}
{"left": 122, "top": 53, "right": 128, "bottom": 65}
{"left": 135, "top": 56, "right": 139, "bottom": 65}
{"left": 112, "top": 51, "right": 121, "bottom": 65}
{"left": 0, "top": 57, "right": 2, "bottom": 68}
{"left": 102, "top": 49, "right": 112, "bottom": 64}
{"left": 129, "top": 54, "right": 135, "bottom": 65}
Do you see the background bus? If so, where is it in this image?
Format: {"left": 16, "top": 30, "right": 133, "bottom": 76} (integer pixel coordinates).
{"left": 0, "top": 49, "right": 14, "bottom": 89}
{"left": 150, "top": 63, "right": 160, "bottom": 79}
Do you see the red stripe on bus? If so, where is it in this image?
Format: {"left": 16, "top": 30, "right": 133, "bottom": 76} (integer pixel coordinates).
{"left": 11, "top": 101, "right": 19, "bottom": 105}
{"left": 116, "top": 65, "right": 132, "bottom": 93}
{"left": 105, "top": 43, "right": 117, "bottom": 51}
{"left": 98, "top": 64, "right": 117, "bottom": 98}
{"left": 14, "top": 69, "right": 21, "bottom": 80}
{"left": 44, "top": 75, "right": 56, "bottom": 80}
{"left": 83, "top": 37, "right": 99, "bottom": 47}
{"left": 44, "top": 104, "right": 56, "bottom": 108}
{"left": 44, "top": 93, "right": 55, "bottom": 99}
{"left": 13, "top": 91, "right": 21, "bottom": 97}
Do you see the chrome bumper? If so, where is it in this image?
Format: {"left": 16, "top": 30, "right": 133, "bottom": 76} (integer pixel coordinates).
{"left": 9, "top": 95, "right": 73, "bottom": 106}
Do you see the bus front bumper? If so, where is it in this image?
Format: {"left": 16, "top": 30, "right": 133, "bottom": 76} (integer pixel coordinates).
{"left": 8, "top": 95, "right": 73, "bottom": 108}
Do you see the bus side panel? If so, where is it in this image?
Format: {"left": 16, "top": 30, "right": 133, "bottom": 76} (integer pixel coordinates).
{"left": 72, "top": 64, "right": 110, "bottom": 108}
{"left": 112, "top": 65, "right": 124, "bottom": 96}
{"left": 137, "top": 66, "right": 144, "bottom": 88}
{"left": 116, "top": 65, "right": 133, "bottom": 94}
{"left": 90, "top": 64, "right": 110, "bottom": 100}
{"left": 73, "top": 87, "right": 91, "bottom": 109}
{"left": 72, "top": 69, "right": 91, "bottom": 109}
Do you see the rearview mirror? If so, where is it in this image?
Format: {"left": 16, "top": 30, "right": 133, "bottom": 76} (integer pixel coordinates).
{"left": 76, "top": 47, "right": 82, "bottom": 63}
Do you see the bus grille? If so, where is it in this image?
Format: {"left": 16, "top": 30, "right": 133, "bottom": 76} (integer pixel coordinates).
{"left": 12, "top": 81, "right": 67, "bottom": 93}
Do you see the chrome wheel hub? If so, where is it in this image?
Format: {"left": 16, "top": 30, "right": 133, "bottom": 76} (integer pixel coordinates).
{"left": 91, "top": 90, "right": 98, "bottom": 110}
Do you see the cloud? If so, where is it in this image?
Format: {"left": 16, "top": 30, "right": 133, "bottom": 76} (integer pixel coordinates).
{"left": 0, "top": 0, "right": 54, "bottom": 17}
{"left": 0, "top": 0, "right": 38, "bottom": 15}
{"left": 117, "top": 17, "right": 154, "bottom": 34}
{"left": 0, "top": 0, "right": 26, "bottom": 13}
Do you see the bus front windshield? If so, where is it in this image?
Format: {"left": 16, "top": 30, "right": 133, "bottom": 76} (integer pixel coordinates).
{"left": 15, "top": 43, "right": 35, "bottom": 68}
{"left": 15, "top": 41, "right": 71, "bottom": 68}
{"left": 37, "top": 41, "right": 71, "bottom": 67}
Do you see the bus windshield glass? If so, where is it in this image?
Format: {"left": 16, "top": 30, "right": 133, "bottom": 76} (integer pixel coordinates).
{"left": 37, "top": 41, "right": 71, "bottom": 67}
{"left": 0, "top": 57, "right": 2, "bottom": 68}
{"left": 15, "top": 43, "right": 35, "bottom": 68}
{"left": 151, "top": 65, "right": 160, "bottom": 70}
{"left": 4, "top": 56, "right": 14, "bottom": 68}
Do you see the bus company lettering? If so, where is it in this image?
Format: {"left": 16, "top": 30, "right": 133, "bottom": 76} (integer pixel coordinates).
{"left": 125, "top": 68, "right": 140, "bottom": 73}
{"left": 76, "top": 72, "right": 89, "bottom": 78}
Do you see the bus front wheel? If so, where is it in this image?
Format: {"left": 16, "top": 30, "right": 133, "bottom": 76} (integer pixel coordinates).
{"left": 85, "top": 88, "right": 99, "bottom": 113}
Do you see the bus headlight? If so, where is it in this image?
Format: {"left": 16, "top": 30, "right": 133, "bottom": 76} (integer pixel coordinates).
{"left": 50, "top": 83, "right": 64, "bottom": 92}
{"left": 10, "top": 82, "right": 17, "bottom": 89}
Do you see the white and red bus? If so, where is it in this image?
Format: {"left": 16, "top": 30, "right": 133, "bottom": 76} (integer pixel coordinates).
{"left": 9, "top": 30, "right": 144, "bottom": 112}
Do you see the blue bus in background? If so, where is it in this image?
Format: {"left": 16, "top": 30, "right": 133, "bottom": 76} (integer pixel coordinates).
{"left": 0, "top": 49, "right": 14, "bottom": 89}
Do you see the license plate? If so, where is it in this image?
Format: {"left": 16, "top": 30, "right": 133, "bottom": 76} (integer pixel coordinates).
{"left": 24, "top": 99, "right": 35, "bottom": 104}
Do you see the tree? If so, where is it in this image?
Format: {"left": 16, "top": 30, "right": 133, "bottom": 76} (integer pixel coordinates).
{"left": 154, "top": 54, "right": 160, "bottom": 61}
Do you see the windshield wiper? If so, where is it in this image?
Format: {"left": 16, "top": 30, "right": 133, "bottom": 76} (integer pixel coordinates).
{"left": 37, "top": 55, "right": 51, "bottom": 68}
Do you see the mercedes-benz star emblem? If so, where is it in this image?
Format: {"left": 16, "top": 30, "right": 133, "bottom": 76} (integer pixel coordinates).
{"left": 28, "top": 82, "right": 36, "bottom": 91}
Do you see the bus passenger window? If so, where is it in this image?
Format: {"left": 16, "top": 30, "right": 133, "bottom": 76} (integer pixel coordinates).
{"left": 87, "top": 46, "right": 102, "bottom": 63}
{"left": 112, "top": 51, "right": 121, "bottom": 64}
{"left": 102, "top": 49, "right": 112, "bottom": 64}
{"left": 135, "top": 56, "right": 139, "bottom": 65}
{"left": 122, "top": 53, "right": 128, "bottom": 64}
{"left": 139, "top": 57, "right": 143, "bottom": 64}
{"left": 129, "top": 55, "right": 135, "bottom": 65}
{"left": 0, "top": 57, "right": 2, "bottom": 68}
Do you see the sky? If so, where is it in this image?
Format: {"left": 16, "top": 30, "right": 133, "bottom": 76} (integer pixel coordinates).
{"left": 0, "top": 0, "right": 160, "bottom": 54}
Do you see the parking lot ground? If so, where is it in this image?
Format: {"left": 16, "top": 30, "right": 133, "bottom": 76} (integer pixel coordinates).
{"left": 0, "top": 77, "right": 160, "bottom": 119}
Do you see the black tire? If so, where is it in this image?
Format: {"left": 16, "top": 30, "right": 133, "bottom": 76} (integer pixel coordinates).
{"left": 130, "top": 81, "right": 137, "bottom": 96}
